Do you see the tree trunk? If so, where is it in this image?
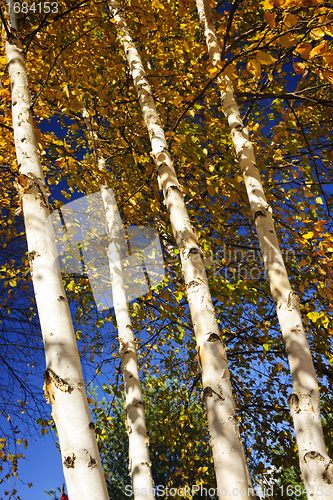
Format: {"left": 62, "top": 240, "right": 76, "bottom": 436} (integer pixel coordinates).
{"left": 107, "top": 2, "right": 256, "bottom": 498}
{"left": 102, "top": 186, "right": 156, "bottom": 500}
{"left": 195, "top": 0, "right": 333, "bottom": 496}
{"left": 3, "top": 15, "right": 109, "bottom": 500}
{"left": 82, "top": 108, "right": 156, "bottom": 499}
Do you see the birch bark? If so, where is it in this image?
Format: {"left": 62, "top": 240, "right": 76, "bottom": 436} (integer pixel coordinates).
{"left": 2, "top": 14, "right": 109, "bottom": 500}
{"left": 107, "top": 2, "right": 256, "bottom": 498}
{"left": 195, "top": 0, "right": 333, "bottom": 496}
{"left": 102, "top": 186, "right": 155, "bottom": 500}
{"left": 81, "top": 109, "right": 156, "bottom": 500}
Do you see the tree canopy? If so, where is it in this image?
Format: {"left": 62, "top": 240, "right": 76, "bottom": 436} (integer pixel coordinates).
{"left": 1, "top": 0, "right": 333, "bottom": 497}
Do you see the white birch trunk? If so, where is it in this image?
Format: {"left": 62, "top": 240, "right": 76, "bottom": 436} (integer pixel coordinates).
{"left": 3, "top": 18, "right": 109, "bottom": 500}
{"left": 81, "top": 109, "right": 156, "bottom": 500}
{"left": 195, "top": 1, "right": 333, "bottom": 496}
{"left": 107, "top": 2, "right": 255, "bottom": 498}
{"left": 102, "top": 186, "right": 155, "bottom": 500}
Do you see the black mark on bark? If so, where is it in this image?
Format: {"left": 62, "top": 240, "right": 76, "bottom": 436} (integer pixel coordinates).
{"left": 208, "top": 332, "right": 222, "bottom": 342}
{"left": 64, "top": 453, "right": 76, "bottom": 468}
{"left": 88, "top": 456, "right": 97, "bottom": 469}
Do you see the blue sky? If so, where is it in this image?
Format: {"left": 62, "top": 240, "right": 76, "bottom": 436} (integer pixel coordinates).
{"left": 2, "top": 431, "right": 65, "bottom": 499}
{"left": 1, "top": 4, "right": 333, "bottom": 497}
{"left": 1, "top": 363, "right": 114, "bottom": 499}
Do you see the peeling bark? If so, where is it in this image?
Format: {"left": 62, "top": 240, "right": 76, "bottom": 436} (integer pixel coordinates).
{"left": 107, "top": 2, "right": 253, "bottom": 498}
{"left": 195, "top": 0, "right": 332, "bottom": 496}
{"left": 3, "top": 16, "right": 109, "bottom": 500}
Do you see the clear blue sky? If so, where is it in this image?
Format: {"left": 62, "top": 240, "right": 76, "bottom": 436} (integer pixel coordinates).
{"left": 2, "top": 430, "right": 65, "bottom": 499}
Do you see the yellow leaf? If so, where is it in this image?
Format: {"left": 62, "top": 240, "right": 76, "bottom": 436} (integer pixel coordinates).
{"left": 247, "top": 59, "right": 261, "bottom": 79}
{"left": 323, "top": 25, "right": 333, "bottom": 37}
{"left": 280, "top": 0, "right": 296, "bottom": 7}
{"left": 278, "top": 33, "right": 296, "bottom": 48}
{"left": 223, "top": 63, "right": 237, "bottom": 80}
{"left": 301, "top": 0, "right": 319, "bottom": 5}
{"left": 293, "top": 62, "right": 305, "bottom": 75}
{"left": 208, "top": 67, "right": 219, "bottom": 78}
{"left": 263, "top": 0, "right": 274, "bottom": 9}
{"left": 295, "top": 42, "right": 312, "bottom": 58}
{"left": 264, "top": 12, "right": 275, "bottom": 28}
{"left": 256, "top": 50, "right": 277, "bottom": 65}
{"left": 320, "top": 70, "right": 333, "bottom": 85}
{"left": 284, "top": 13, "right": 299, "bottom": 27}
{"left": 310, "top": 28, "right": 325, "bottom": 40}
{"left": 323, "top": 51, "right": 333, "bottom": 65}
{"left": 206, "top": 183, "right": 214, "bottom": 196}
{"left": 152, "top": 0, "right": 164, "bottom": 8}
{"left": 309, "top": 41, "right": 328, "bottom": 59}
{"left": 303, "top": 231, "right": 314, "bottom": 239}
{"left": 173, "top": 95, "right": 183, "bottom": 106}
{"left": 315, "top": 197, "right": 323, "bottom": 204}
{"left": 64, "top": 85, "right": 70, "bottom": 98}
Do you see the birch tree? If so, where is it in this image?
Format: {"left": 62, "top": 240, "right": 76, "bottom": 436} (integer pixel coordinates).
{"left": 195, "top": 0, "right": 333, "bottom": 496}
{"left": 82, "top": 107, "right": 156, "bottom": 499}
{"left": 1, "top": 0, "right": 333, "bottom": 494}
{"left": 103, "top": 187, "right": 155, "bottom": 500}
{"left": 55, "top": 51, "right": 156, "bottom": 491}
{"left": 107, "top": 2, "right": 257, "bottom": 498}
{"left": 1, "top": 9, "right": 109, "bottom": 500}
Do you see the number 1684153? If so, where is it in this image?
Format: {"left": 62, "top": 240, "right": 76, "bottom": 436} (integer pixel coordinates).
{"left": 7, "top": 2, "right": 59, "bottom": 13}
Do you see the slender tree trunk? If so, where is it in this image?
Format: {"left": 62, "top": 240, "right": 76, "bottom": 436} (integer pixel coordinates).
{"left": 63, "top": 92, "right": 156, "bottom": 497}
{"left": 195, "top": 0, "right": 333, "bottom": 496}
{"left": 102, "top": 186, "right": 156, "bottom": 500}
{"left": 82, "top": 108, "right": 156, "bottom": 499}
{"left": 2, "top": 13, "right": 109, "bottom": 500}
{"left": 107, "top": 2, "right": 256, "bottom": 498}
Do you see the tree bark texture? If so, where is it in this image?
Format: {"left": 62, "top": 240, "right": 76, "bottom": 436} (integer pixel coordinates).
{"left": 56, "top": 85, "right": 156, "bottom": 497}
{"left": 102, "top": 187, "right": 156, "bottom": 500}
{"left": 3, "top": 19, "right": 109, "bottom": 500}
{"left": 195, "top": 1, "right": 333, "bottom": 496}
{"left": 82, "top": 106, "right": 156, "bottom": 499}
{"left": 107, "top": 2, "right": 255, "bottom": 498}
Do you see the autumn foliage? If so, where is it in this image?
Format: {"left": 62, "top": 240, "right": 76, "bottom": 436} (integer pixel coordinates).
{"left": 1, "top": 0, "right": 333, "bottom": 496}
